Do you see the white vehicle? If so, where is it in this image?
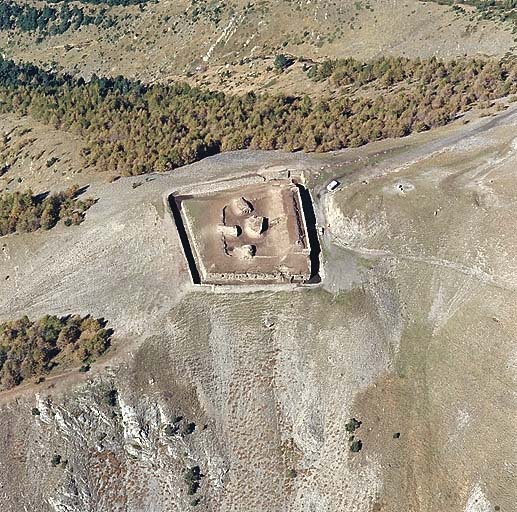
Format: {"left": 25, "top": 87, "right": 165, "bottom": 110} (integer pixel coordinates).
{"left": 326, "top": 179, "right": 340, "bottom": 192}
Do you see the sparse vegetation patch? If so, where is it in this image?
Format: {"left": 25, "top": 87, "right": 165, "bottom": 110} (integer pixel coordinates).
{"left": 421, "top": 0, "right": 517, "bottom": 31}
{"left": 61, "top": 0, "right": 151, "bottom": 5}
{"left": 350, "top": 439, "right": 363, "bottom": 452}
{"left": 345, "top": 417, "right": 362, "bottom": 433}
{"left": 274, "top": 54, "right": 295, "bottom": 72}
{"left": 184, "top": 465, "right": 202, "bottom": 495}
{"left": 0, "top": 185, "right": 95, "bottom": 236}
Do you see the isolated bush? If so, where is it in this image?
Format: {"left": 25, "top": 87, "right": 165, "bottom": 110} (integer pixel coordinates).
{"left": 274, "top": 54, "right": 294, "bottom": 71}
{"left": 350, "top": 440, "right": 363, "bottom": 452}
{"left": 184, "top": 465, "right": 202, "bottom": 495}
{"left": 104, "top": 389, "right": 118, "bottom": 407}
{"left": 345, "top": 417, "right": 362, "bottom": 433}
{"left": 164, "top": 424, "right": 179, "bottom": 436}
{"left": 287, "top": 468, "right": 297, "bottom": 479}
{"left": 183, "top": 422, "right": 196, "bottom": 435}
{"left": 45, "top": 157, "right": 59, "bottom": 168}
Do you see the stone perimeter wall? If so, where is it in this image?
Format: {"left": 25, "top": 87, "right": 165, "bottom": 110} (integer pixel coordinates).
{"left": 174, "top": 173, "right": 314, "bottom": 286}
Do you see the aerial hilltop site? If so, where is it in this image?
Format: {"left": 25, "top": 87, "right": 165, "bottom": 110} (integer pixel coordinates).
{"left": 0, "top": 1, "right": 516, "bottom": 512}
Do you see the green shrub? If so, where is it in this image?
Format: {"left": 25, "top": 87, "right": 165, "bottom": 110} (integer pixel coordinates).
{"left": 345, "top": 418, "right": 362, "bottom": 433}
{"left": 350, "top": 440, "right": 363, "bottom": 452}
{"left": 104, "top": 389, "right": 118, "bottom": 407}
{"left": 274, "top": 54, "right": 294, "bottom": 71}
{"left": 45, "top": 157, "right": 59, "bottom": 168}
{"left": 164, "top": 423, "right": 179, "bottom": 436}
{"left": 287, "top": 468, "right": 297, "bottom": 479}
{"left": 184, "top": 465, "right": 202, "bottom": 495}
{"left": 183, "top": 422, "right": 196, "bottom": 435}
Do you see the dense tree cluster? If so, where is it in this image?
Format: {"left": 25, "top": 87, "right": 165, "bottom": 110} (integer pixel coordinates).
{"left": 0, "top": 0, "right": 112, "bottom": 35}
{"left": 0, "top": 185, "right": 95, "bottom": 236}
{"left": 0, "top": 56, "right": 515, "bottom": 175}
{"left": 0, "top": 315, "right": 112, "bottom": 389}
{"left": 307, "top": 55, "right": 516, "bottom": 90}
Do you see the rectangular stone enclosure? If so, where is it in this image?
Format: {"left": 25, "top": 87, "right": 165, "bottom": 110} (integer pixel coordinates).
{"left": 173, "top": 180, "right": 315, "bottom": 285}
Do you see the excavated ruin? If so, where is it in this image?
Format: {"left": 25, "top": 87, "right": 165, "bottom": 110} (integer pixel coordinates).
{"left": 172, "top": 179, "right": 318, "bottom": 285}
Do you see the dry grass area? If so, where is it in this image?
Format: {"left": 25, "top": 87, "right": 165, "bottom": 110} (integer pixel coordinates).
{"left": 325, "top": 114, "right": 517, "bottom": 512}
{"left": 0, "top": 2, "right": 515, "bottom": 511}
{"left": 0, "top": 113, "right": 96, "bottom": 195}
{"left": 1, "top": 0, "right": 516, "bottom": 95}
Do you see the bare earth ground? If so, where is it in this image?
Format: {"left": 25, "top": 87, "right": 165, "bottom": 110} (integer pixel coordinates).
{"left": 0, "top": 106, "right": 515, "bottom": 511}
{"left": 181, "top": 181, "right": 311, "bottom": 283}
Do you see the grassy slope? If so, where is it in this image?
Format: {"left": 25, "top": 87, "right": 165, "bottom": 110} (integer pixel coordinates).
{"left": 0, "top": 0, "right": 515, "bottom": 96}
{"left": 0, "top": 113, "right": 94, "bottom": 195}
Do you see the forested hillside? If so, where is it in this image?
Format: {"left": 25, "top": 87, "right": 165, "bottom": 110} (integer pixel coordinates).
{"left": 0, "top": 56, "right": 515, "bottom": 175}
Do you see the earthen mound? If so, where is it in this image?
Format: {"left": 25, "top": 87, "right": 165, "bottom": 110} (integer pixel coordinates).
{"left": 232, "top": 197, "right": 254, "bottom": 216}
{"left": 231, "top": 244, "right": 256, "bottom": 260}
{"left": 244, "top": 215, "right": 266, "bottom": 238}
{"left": 217, "top": 224, "right": 241, "bottom": 237}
